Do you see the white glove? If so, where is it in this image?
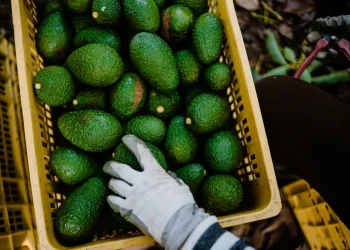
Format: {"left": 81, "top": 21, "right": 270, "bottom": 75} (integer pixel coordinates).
{"left": 103, "top": 135, "right": 209, "bottom": 250}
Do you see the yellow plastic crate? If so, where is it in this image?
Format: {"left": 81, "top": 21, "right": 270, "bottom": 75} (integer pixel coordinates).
{"left": 0, "top": 35, "right": 37, "bottom": 249}
{"left": 11, "top": 0, "right": 282, "bottom": 248}
{"left": 283, "top": 179, "right": 350, "bottom": 250}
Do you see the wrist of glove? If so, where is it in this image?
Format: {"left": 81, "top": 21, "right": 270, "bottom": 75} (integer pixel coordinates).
{"left": 103, "top": 135, "right": 210, "bottom": 250}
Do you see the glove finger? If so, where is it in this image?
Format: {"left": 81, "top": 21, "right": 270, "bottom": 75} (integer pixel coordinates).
{"left": 103, "top": 161, "right": 140, "bottom": 184}
{"left": 108, "top": 178, "right": 132, "bottom": 198}
{"left": 107, "top": 195, "right": 125, "bottom": 213}
{"left": 306, "top": 31, "right": 322, "bottom": 44}
{"left": 122, "top": 134, "right": 162, "bottom": 171}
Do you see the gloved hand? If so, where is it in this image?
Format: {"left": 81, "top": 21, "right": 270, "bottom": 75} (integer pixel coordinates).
{"left": 103, "top": 135, "right": 210, "bottom": 250}
{"left": 302, "top": 15, "right": 350, "bottom": 61}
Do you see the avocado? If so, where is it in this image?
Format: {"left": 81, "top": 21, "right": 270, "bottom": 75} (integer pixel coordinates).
{"left": 71, "top": 13, "right": 96, "bottom": 34}
{"left": 113, "top": 142, "right": 168, "bottom": 170}
{"left": 49, "top": 147, "right": 100, "bottom": 185}
{"left": 193, "top": 13, "right": 224, "bottom": 65}
{"left": 147, "top": 89, "right": 181, "bottom": 120}
{"left": 200, "top": 175, "right": 243, "bottom": 214}
{"left": 55, "top": 177, "right": 106, "bottom": 240}
{"left": 92, "top": 0, "right": 122, "bottom": 26}
{"left": 36, "top": 12, "right": 71, "bottom": 64}
{"left": 124, "top": 115, "right": 166, "bottom": 145}
{"left": 33, "top": 66, "right": 75, "bottom": 106}
{"left": 186, "top": 93, "right": 230, "bottom": 134}
{"left": 175, "top": 163, "right": 205, "bottom": 195}
{"left": 130, "top": 32, "right": 179, "bottom": 93}
{"left": 161, "top": 5, "right": 194, "bottom": 43}
{"left": 205, "top": 63, "right": 232, "bottom": 92}
{"left": 204, "top": 131, "right": 243, "bottom": 173}
{"left": 175, "top": 50, "right": 201, "bottom": 85}
{"left": 44, "top": 0, "right": 65, "bottom": 16}
{"left": 67, "top": 44, "right": 123, "bottom": 87}
{"left": 164, "top": 116, "right": 198, "bottom": 166}
{"left": 185, "top": 86, "right": 205, "bottom": 106}
{"left": 109, "top": 73, "right": 147, "bottom": 120}
{"left": 172, "top": 0, "right": 207, "bottom": 16}
{"left": 58, "top": 110, "right": 124, "bottom": 152}
{"left": 73, "top": 27, "right": 122, "bottom": 53}
{"left": 73, "top": 88, "right": 107, "bottom": 110}
{"left": 153, "top": 0, "right": 165, "bottom": 9}
{"left": 64, "top": 0, "right": 92, "bottom": 13}
{"left": 123, "top": 0, "right": 160, "bottom": 33}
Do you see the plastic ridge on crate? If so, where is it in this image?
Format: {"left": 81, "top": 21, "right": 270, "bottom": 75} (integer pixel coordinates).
{"left": 11, "top": 0, "right": 281, "bottom": 248}
{"left": 283, "top": 179, "right": 350, "bottom": 250}
{"left": 0, "top": 35, "right": 37, "bottom": 249}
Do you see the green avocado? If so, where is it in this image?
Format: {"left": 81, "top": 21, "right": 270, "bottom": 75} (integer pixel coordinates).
{"left": 186, "top": 93, "right": 230, "bottom": 134}
{"left": 193, "top": 13, "right": 224, "bottom": 65}
{"left": 123, "top": 0, "right": 160, "bottom": 33}
{"left": 147, "top": 89, "right": 181, "bottom": 120}
{"left": 200, "top": 175, "right": 243, "bottom": 214}
{"left": 58, "top": 110, "right": 124, "bottom": 152}
{"left": 175, "top": 50, "right": 202, "bottom": 85}
{"left": 92, "top": 0, "right": 122, "bottom": 26}
{"left": 164, "top": 116, "right": 198, "bottom": 166}
{"left": 176, "top": 163, "right": 205, "bottom": 195}
{"left": 67, "top": 44, "right": 123, "bottom": 87}
{"left": 55, "top": 177, "right": 106, "bottom": 240}
{"left": 130, "top": 32, "right": 179, "bottom": 93}
{"left": 184, "top": 86, "right": 205, "bottom": 106}
{"left": 49, "top": 147, "right": 101, "bottom": 185}
{"left": 113, "top": 142, "right": 168, "bottom": 171}
{"left": 109, "top": 73, "right": 147, "bottom": 120}
{"left": 73, "top": 27, "right": 122, "bottom": 53}
{"left": 172, "top": 0, "right": 207, "bottom": 16}
{"left": 44, "top": 0, "right": 65, "bottom": 16}
{"left": 161, "top": 5, "right": 194, "bottom": 43}
{"left": 124, "top": 115, "right": 166, "bottom": 145}
{"left": 71, "top": 13, "right": 96, "bottom": 34}
{"left": 204, "top": 63, "right": 232, "bottom": 92}
{"left": 204, "top": 131, "right": 243, "bottom": 173}
{"left": 36, "top": 12, "right": 72, "bottom": 64}
{"left": 33, "top": 66, "right": 75, "bottom": 106}
{"left": 73, "top": 88, "right": 107, "bottom": 110}
{"left": 64, "top": 0, "right": 92, "bottom": 13}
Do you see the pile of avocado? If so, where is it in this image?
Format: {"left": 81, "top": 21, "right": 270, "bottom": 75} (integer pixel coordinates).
{"left": 34, "top": 0, "right": 245, "bottom": 243}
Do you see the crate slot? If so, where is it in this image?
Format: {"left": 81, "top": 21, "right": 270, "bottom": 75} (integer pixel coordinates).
{"left": 8, "top": 208, "right": 27, "bottom": 232}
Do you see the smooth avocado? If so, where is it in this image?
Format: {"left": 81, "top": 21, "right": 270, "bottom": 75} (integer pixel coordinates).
{"left": 193, "top": 13, "right": 224, "bottom": 65}
{"left": 172, "top": 0, "right": 207, "bottom": 16}
{"left": 124, "top": 115, "right": 166, "bottom": 145}
{"left": 113, "top": 142, "right": 168, "bottom": 171}
{"left": 176, "top": 163, "right": 205, "bottom": 195}
{"left": 67, "top": 44, "right": 123, "bottom": 87}
{"left": 55, "top": 177, "right": 106, "bottom": 240}
{"left": 200, "top": 175, "right": 243, "bottom": 214}
{"left": 36, "top": 12, "right": 71, "bottom": 64}
{"left": 186, "top": 93, "right": 230, "bottom": 134}
{"left": 164, "top": 116, "right": 198, "bottom": 166}
{"left": 92, "top": 0, "right": 122, "bottom": 26}
{"left": 110, "top": 73, "right": 147, "bottom": 120}
{"left": 49, "top": 147, "right": 100, "bottom": 185}
{"left": 33, "top": 66, "right": 75, "bottom": 106}
{"left": 58, "top": 110, "right": 124, "bottom": 152}
{"left": 147, "top": 89, "right": 181, "bottom": 120}
{"left": 161, "top": 5, "right": 194, "bottom": 43}
{"left": 130, "top": 32, "right": 179, "bottom": 93}
{"left": 204, "top": 131, "right": 244, "bottom": 173}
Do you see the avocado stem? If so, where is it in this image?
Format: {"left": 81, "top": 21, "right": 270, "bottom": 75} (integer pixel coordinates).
{"left": 186, "top": 118, "right": 192, "bottom": 125}
{"left": 73, "top": 99, "right": 78, "bottom": 105}
{"left": 157, "top": 106, "right": 165, "bottom": 113}
{"left": 35, "top": 83, "right": 41, "bottom": 89}
{"left": 92, "top": 12, "right": 99, "bottom": 19}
